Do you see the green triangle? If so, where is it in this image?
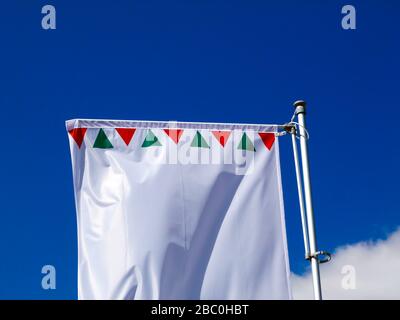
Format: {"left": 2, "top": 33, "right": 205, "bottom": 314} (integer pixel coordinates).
{"left": 191, "top": 131, "right": 210, "bottom": 148}
{"left": 142, "top": 130, "right": 162, "bottom": 147}
{"left": 93, "top": 129, "right": 113, "bottom": 149}
{"left": 238, "top": 133, "right": 256, "bottom": 152}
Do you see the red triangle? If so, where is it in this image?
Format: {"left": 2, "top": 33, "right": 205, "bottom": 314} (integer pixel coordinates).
{"left": 116, "top": 128, "right": 136, "bottom": 146}
{"left": 68, "top": 128, "right": 87, "bottom": 148}
{"left": 164, "top": 129, "right": 183, "bottom": 144}
{"left": 259, "top": 132, "right": 275, "bottom": 150}
{"left": 212, "top": 131, "right": 231, "bottom": 147}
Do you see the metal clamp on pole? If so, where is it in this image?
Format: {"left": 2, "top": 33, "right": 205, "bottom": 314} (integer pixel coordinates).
{"left": 306, "top": 251, "right": 332, "bottom": 264}
{"left": 284, "top": 123, "right": 296, "bottom": 135}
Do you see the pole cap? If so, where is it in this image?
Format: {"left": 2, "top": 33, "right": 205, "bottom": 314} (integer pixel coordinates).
{"left": 293, "top": 100, "right": 306, "bottom": 108}
{"left": 293, "top": 100, "right": 306, "bottom": 114}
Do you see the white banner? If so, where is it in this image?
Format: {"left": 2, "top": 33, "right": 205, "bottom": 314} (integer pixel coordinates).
{"left": 67, "top": 119, "right": 291, "bottom": 300}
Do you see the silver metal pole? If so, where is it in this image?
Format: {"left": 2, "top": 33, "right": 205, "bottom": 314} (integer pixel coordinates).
{"left": 291, "top": 130, "right": 310, "bottom": 259}
{"left": 293, "top": 100, "right": 323, "bottom": 300}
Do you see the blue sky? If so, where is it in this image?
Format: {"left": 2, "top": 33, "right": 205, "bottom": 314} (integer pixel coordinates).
{"left": 0, "top": 0, "right": 399, "bottom": 299}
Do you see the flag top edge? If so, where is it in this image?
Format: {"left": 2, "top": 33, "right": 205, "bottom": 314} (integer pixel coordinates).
{"left": 66, "top": 119, "right": 282, "bottom": 132}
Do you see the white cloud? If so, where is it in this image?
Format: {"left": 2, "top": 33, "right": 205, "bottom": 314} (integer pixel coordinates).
{"left": 291, "top": 228, "right": 400, "bottom": 300}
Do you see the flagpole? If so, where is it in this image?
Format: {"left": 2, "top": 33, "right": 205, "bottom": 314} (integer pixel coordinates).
{"left": 293, "top": 100, "right": 323, "bottom": 300}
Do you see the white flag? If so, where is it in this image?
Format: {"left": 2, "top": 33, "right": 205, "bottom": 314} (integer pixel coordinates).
{"left": 66, "top": 119, "right": 292, "bottom": 300}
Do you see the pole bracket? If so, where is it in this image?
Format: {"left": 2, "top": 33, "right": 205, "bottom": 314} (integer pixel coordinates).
{"left": 306, "top": 251, "right": 332, "bottom": 264}
{"left": 284, "top": 123, "right": 296, "bottom": 134}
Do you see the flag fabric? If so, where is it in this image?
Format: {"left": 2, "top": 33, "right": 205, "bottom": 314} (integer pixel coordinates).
{"left": 66, "top": 119, "right": 292, "bottom": 300}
